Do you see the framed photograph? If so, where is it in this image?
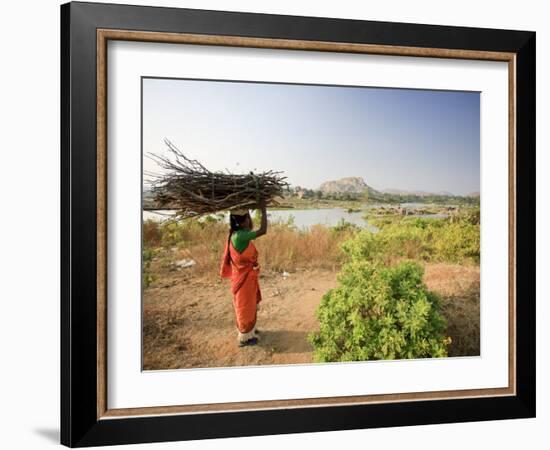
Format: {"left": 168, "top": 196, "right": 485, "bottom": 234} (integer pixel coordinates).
{"left": 60, "top": 1, "right": 536, "bottom": 447}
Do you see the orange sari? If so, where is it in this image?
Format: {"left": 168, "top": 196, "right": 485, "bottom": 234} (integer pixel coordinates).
{"left": 220, "top": 237, "right": 262, "bottom": 335}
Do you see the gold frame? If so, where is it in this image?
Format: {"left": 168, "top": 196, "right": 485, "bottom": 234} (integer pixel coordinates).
{"left": 96, "top": 29, "right": 516, "bottom": 420}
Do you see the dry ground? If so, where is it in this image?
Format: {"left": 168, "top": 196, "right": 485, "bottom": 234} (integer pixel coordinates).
{"left": 143, "top": 260, "right": 479, "bottom": 370}
{"left": 423, "top": 263, "right": 481, "bottom": 357}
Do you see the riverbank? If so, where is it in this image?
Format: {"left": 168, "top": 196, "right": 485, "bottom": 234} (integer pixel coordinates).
{"left": 144, "top": 194, "right": 479, "bottom": 213}
{"left": 142, "top": 212, "right": 480, "bottom": 368}
{"left": 143, "top": 263, "right": 479, "bottom": 370}
{"left": 143, "top": 219, "right": 356, "bottom": 282}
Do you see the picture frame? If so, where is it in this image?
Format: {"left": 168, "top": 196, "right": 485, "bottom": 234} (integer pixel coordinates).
{"left": 60, "top": 1, "right": 536, "bottom": 447}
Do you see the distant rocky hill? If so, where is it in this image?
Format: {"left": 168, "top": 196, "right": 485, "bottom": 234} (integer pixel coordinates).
{"left": 319, "top": 177, "right": 375, "bottom": 194}
{"left": 316, "top": 179, "right": 467, "bottom": 200}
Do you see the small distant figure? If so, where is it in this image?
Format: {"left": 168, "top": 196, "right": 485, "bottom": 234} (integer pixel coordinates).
{"left": 219, "top": 199, "right": 268, "bottom": 347}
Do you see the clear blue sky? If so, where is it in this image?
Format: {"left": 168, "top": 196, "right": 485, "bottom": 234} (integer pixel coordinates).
{"left": 143, "top": 78, "right": 480, "bottom": 195}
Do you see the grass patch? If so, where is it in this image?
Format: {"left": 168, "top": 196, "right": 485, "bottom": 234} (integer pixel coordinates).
{"left": 142, "top": 217, "right": 358, "bottom": 284}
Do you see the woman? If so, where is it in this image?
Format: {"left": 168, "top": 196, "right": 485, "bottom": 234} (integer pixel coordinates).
{"left": 220, "top": 199, "right": 268, "bottom": 347}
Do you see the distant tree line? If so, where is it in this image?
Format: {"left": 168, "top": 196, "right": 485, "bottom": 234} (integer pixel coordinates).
{"left": 368, "top": 192, "right": 480, "bottom": 206}
{"left": 285, "top": 185, "right": 478, "bottom": 205}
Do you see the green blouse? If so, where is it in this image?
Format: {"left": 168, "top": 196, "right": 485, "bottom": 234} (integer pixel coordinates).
{"left": 231, "top": 229, "right": 257, "bottom": 253}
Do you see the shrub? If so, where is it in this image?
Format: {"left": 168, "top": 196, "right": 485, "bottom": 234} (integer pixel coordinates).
{"left": 309, "top": 261, "right": 449, "bottom": 362}
{"left": 343, "top": 216, "right": 479, "bottom": 264}
{"left": 332, "top": 218, "right": 360, "bottom": 233}
{"left": 141, "top": 217, "right": 358, "bottom": 279}
{"left": 142, "top": 247, "right": 157, "bottom": 289}
{"left": 255, "top": 223, "right": 354, "bottom": 272}
{"left": 143, "top": 219, "right": 162, "bottom": 247}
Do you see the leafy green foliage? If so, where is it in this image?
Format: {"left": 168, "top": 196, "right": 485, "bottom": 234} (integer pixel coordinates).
{"left": 142, "top": 247, "right": 157, "bottom": 289}
{"left": 367, "top": 192, "right": 480, "bottom": 206}
{"left": 332, "top": 218, "right": 360, "bottom": 234}
{"left": 344, "top": 215, "right": 479, "bottom": 264}
{"left": 151, "top": 217, "right": 223, "bottom": 248}
{"left": 461, "top": 206, "right": 480, "bottom": 225}
{"left": 309, "top": 261, "right": 450, "bottom": 362}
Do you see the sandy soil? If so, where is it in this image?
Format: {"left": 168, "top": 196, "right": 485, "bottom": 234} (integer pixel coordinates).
{"left": 143, "top": 263, "right": 479, "bottom": 370}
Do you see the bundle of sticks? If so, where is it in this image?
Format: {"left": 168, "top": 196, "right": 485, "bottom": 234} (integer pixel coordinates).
{"left": 147, "top": 139, "right": 289, "bottom": 219}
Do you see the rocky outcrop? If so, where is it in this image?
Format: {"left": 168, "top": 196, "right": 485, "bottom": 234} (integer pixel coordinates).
{"left": 319, "top": 177, "right": 370, "bottom": 194}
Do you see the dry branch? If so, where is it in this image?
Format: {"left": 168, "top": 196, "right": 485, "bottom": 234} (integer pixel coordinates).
{"left": 147, "top": 139, "right": 289, "bottom": 218}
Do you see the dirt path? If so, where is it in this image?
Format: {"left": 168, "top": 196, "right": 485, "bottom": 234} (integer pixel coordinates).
{"left": 143, "top": 268, "right": 337, "bottom": 370}
{"left": 143, "top": 264, "right": 479, "bottom": 370}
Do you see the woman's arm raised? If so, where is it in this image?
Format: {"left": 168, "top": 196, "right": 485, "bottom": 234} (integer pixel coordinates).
{"left": 254, "top": 198, "right": 268, "bottom": 238}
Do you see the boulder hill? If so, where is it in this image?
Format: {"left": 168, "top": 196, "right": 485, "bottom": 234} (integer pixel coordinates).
{"left": 319, "top": 177, "right": 372, "bottom": 194}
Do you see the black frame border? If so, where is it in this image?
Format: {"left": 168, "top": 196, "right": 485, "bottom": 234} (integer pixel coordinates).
{"left": 61, "top": 1, "right": 535, "bottom": 447}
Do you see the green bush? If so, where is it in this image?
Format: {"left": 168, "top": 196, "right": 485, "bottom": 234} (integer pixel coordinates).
{"left": 332, "top": 218, "right": 360, "bottom": 234}
{"left": 157, "top": 218, "right": 224, "bottom": 248}
{"left": 309, "top": 261, "right": 449, "bottom": 362}
{"left": 142, "top": 247, "right": 157, "bottom": 289}
{"left": 343, "top": 216, "right": 479, "bottom": 264}
{"left": 461, "top": 206, "right": 480, "bottom": 225}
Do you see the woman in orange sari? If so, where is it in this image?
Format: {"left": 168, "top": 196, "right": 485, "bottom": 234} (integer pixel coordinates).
{"left": 220, "top": 199, "right": 268, "bottom": 347}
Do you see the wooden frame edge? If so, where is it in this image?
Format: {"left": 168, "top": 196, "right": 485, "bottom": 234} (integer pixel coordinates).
{"left": 95, "top": 28, "right": 517, "bottom": 421}
{"left": 100, "top": 387, "right": 515, "bottom": 419}
{"left": 97, "top": 28, "right": 515, "bottom": 61}
{"left": 97, "top": 29, "right": 108, "bottom": 419}
{"left": 508, "top": 55, "right": 517, "bottom": 395}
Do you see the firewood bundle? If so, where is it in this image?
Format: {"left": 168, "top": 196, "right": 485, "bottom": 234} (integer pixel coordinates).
{"left": 147, "top": 139, "right": 289, "bottom": 218}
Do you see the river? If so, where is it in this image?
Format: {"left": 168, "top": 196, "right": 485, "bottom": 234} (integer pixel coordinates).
{"left": 143, "top": 206, "right": 447, "bottom": 231}
{"left": 143, "top": 207, "right": 374, "bottom": 230}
